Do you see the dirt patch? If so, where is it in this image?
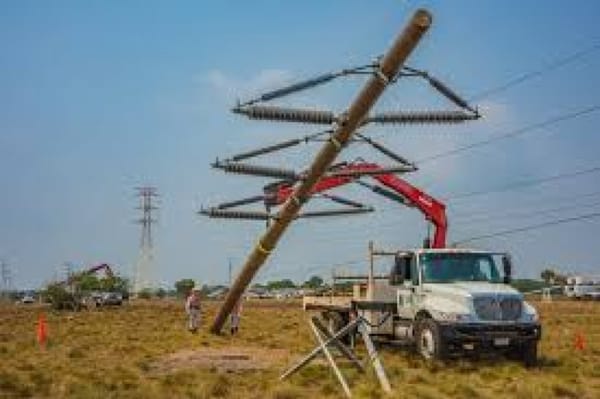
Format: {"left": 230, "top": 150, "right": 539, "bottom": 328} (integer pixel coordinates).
{"left": 150, "top": 346, "right": 290, "bottom": 374}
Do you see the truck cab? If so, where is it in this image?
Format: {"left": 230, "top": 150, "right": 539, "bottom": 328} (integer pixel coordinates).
{"left": 382, "top": 249, "right": 540, "bottom": 365}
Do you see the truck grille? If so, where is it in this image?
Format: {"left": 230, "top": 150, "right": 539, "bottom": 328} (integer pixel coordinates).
{"left": 473, "top": 296, "right": 522, "bottom": 321}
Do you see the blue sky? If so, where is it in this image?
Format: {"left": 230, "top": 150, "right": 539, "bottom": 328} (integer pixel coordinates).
{"left": 1, "top": 1, "right": 599, "bottom": 289}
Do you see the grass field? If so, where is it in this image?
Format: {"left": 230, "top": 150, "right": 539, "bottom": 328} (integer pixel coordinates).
{"left": 0, "top": 298, "right": 599, "bottom": 398}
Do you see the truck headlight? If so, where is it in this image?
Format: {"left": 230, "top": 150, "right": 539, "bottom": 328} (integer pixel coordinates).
{"left": 437, "top": 311, "right": 473, "bottom": 322}
{"left": 523, "top": 312, "right": 539, "bottom": 322}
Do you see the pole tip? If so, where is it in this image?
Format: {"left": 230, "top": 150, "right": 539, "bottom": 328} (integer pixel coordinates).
{"left": 413, "top": 9, "right": 433, "bottom": 28}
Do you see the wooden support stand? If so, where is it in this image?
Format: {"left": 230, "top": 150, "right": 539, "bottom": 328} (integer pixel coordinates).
{"left": 280, "top": 316, "right": 392, "bottom": 398}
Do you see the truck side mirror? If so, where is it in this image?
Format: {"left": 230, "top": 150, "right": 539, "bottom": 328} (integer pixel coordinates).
{"left": 502, "top": 255, "right": 512, "bottom": 284}
{"left": 422, "top": 237, "right": 431, "bottom": 249}
{"left": 390, "top": 255, "right": 405, "bottom": 285}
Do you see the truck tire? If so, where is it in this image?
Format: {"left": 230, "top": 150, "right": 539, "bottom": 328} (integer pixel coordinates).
{"left": 520, "top": 341, "right": 538, "bottom": 368}
{"left": 415, "top": 318, "right": 446, "bottom": 361}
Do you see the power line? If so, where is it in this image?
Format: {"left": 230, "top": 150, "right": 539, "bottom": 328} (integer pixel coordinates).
{"left": 453, "top": 195, "right": 600, "bottom": 224}
{"left": 417, "top": 105, "right": 600, "bottom": 164}
{"left": 454, "top": 211, "right": 600, "bottom": 245}
{"left": 469, "top": 42, "right": 600, "bottom": 102}
{"left": 451, "top": 189, "right": 600, "bottom": 219}
{"left": 447, "top": 165, "right": 600, "bottom": 201}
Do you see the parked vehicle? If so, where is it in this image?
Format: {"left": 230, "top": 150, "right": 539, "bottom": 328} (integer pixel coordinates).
{"left": 304, "top": 247, "right": 541, "bottom": 367}
{"left": 100, "top": 292, "right": 123, "bottom": 306}
{"left": 20, "top": 292, "right": 35, "bottom": 304}
{"left": 564, "top": 275, "right": 600, "bottom": 300}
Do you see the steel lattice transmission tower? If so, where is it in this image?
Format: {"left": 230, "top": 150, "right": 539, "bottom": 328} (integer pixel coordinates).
{"left": 1, "top": 259, "right": 12, "bottom": 298}
{"left": 133, "top": 186, "right": 159, "bottom": 294}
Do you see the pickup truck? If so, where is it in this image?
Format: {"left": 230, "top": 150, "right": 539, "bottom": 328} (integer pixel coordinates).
{"left": 304, "top": 248, "right": 541, "bottom": 366}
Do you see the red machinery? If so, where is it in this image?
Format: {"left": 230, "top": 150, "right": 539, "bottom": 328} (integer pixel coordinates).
{"left": 59, "top": 263, "right": 114, "bottom": 286}
{"left": 201, "top": 161, "right": 447, "bottom": 248}
{"left": 263, "top": 162, "right": 447, "bottom": 248}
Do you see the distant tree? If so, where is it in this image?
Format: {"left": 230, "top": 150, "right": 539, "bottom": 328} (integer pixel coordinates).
{"left": 540, "top": 269, "right": 556, "bottom": 285}
{"left": 267, "top": 279, "right": 296, "bottom": 290}
{"left": 100, "top": 275, "right": 129, "bottom": 293}
{"left": 511, "top": 279, "right": 546, "bottom": 293}
{"left": 155, "top": 288, "right": 167, "bottom": 299}
{"left": 554, "top": 273, "right": 568, "bottom": 286}
{"left": 78, "top": 274, "right": 101, "bottom": 291}
{"left": 137, "top": 289, "right": 153, "bottom": 299}
{"left": 174, "top": 279, "right": 195, "bottom": 298}
{"left": 303, "top": 275, "right": 324, "bottom": 289}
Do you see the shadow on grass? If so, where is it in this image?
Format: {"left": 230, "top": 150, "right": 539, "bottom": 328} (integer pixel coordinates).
{"left": 378, "top": 344, "right": 562, "bottom": 371}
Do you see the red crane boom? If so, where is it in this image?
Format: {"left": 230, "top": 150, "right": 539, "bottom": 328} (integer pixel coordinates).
{"left": 264, "top": 162, "right": 447, "bottom": 248}
{"left": 59, "top": 263, "right": 115, "bottom": 286}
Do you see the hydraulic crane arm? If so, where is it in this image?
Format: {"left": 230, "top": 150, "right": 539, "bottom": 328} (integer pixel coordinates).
{"left": 59, "top": 263, "right": 115, "bottom": 286}
{"left": 264, "top": 162, "right": 447, "bottom": 248}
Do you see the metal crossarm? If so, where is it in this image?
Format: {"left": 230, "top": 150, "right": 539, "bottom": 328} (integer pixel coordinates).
{"left": 355, "top": 133, "right": 414, "bottom": 166}
{"left": 214, "top": 195, "right": 266, "bottom": 210}
{"left": 319, "top": 193, "right": 368, "bottom": 208}
{"left": 298, "top": 207, "right": 374, "bottom": 219}
{"left": 238, "top": 62, "right": 377, "bottom": 107}
{"left": 355, "top": 180, "right": 410, "bottom": 206}
{"left": 226, "top": 130, "right": 333, "bottom": 162}
{"left": 402, "top": 65, "right": 479, "bottom": 114}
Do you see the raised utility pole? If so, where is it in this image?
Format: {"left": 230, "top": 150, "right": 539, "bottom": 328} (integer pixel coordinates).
{"left": 211, "top": 9, "right": 433, "bottom": 333}
{"left": 134, "top": 186, "right": 158, "bottom": 295}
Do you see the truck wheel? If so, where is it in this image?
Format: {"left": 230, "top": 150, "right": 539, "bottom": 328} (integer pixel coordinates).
{"left": 415, "top": 318, "right": 446, "bottom": 360}
{"left": 521, "top": 341, "right": 538, "bottom": 368}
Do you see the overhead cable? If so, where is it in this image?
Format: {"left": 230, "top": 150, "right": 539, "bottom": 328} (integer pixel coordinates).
{"left": 469, "top": 42, "right": 600, "bottom": 102}
{"left": 453, "top": 211, "right": 600, "bottom": 245}
{"left": 418, "top": 105, "right": 600, "bottom": 164}
{"left": 448, "top": 165, "right": 600, "bottom": 201}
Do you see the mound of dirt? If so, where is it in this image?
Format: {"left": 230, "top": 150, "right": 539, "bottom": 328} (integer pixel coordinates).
{"left": 151, "top": 347, "right": 289, "bottom": 374}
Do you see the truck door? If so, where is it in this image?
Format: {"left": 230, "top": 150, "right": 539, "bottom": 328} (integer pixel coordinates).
{"left": 391, "top": 253, "right": 417, "bottom": 320}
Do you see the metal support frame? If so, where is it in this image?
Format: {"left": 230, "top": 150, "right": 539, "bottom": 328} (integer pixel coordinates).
{"left": 280, "top": 316, "right": 391, "bottom": 397}
{"left": 211, "top": 8, "right": 433, "bottom": 334}
{"left": 309, "top": 320, "right": 352, "bottom": 398}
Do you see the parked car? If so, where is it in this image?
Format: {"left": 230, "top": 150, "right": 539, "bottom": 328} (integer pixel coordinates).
{"left": 20, "top": 293, "right": 35, "bottom": 304}
{"left": 100, "top": 292, "right": 123, "bottom": 306}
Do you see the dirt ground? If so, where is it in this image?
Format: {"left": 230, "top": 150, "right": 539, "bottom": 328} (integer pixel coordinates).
{"left": 150, "top": 346, "right": 290, "bottom": 374}
{"left": 0, "top": 298, "right": 599, "bottom": 398}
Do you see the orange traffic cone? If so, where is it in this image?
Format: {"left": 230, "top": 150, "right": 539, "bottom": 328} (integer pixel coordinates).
{"left": 36, "top": 313, "right": 48, "bottom": 350}
{"left": 574, "top": 331, "right": 586, "bottom": 351}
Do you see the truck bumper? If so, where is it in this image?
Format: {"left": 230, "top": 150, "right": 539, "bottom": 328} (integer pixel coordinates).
{"left": 438, "top": 322, "right": 541, "bottom": 353}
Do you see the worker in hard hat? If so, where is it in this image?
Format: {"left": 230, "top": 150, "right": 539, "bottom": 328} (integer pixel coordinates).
{"left": 230, "top": 296, "right": 243, "bottom": 335}
{"left": 185, "top": 286, "right": 202, "bottom": 333}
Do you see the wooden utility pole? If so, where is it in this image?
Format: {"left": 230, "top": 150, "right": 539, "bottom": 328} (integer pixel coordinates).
{"left": 211, "top": 9, "right": 433, "bottom": 333}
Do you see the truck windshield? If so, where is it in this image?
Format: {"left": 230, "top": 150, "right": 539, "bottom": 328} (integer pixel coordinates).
{"left": 420, "top": 253, "right": 502, "bottom": 283}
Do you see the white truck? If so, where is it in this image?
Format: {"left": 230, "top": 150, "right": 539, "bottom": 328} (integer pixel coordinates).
{"left": 304, "top": 248, "right": 541, "bottom": 366}
{"left": 564, "top": 275, "right": 600, "bottom": 300}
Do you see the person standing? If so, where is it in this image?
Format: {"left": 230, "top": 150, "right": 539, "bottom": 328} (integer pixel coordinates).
{"left": 230, "top": 297, "right": 243, "bottom": 335}
{"left": 185, "top": 286, "right": 202, "bottom": 333}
